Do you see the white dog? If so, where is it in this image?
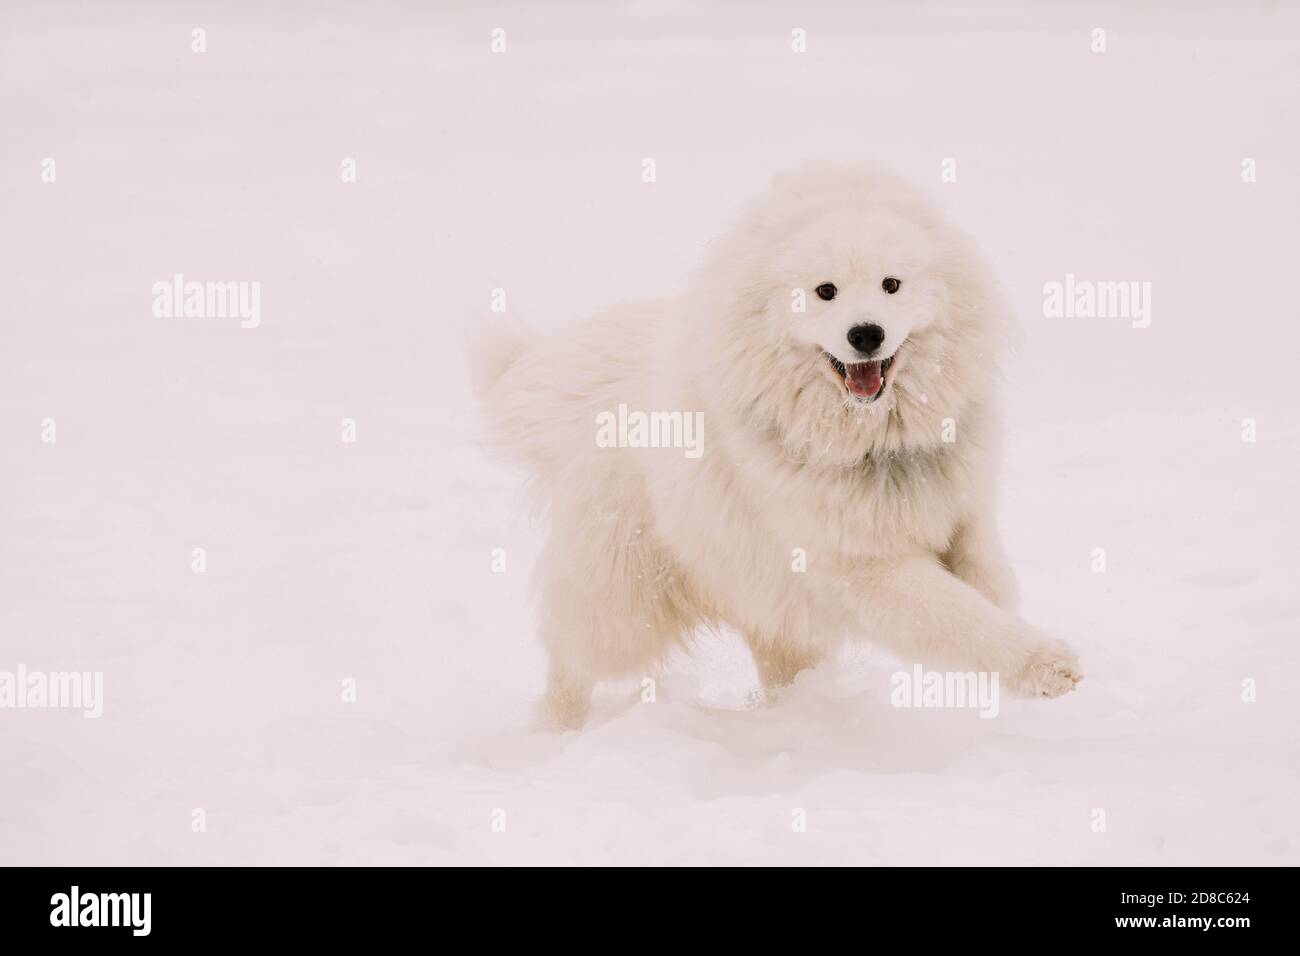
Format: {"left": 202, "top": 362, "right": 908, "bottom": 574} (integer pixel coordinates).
{"left": 478, "top": 163, "right": 1082, "bottom": 729}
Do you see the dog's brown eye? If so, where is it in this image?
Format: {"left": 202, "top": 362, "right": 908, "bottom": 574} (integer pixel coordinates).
{"left": 815, "top": 283, "right": 837, "bottom": 301}
{"left": 882, "top": 277, "right": 901, "bottom": 294}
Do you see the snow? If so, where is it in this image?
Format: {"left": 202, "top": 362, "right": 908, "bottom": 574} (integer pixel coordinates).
{"left": 1, "top": 1, "right": 1297, "bottom": 865}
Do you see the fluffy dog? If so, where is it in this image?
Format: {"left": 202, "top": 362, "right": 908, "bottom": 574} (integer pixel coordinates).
{"left": 478, "top": 163, "right": 1082, "bottom": 729}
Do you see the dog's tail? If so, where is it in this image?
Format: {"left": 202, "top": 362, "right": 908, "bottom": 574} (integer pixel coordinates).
{"left": 468, "top": 318, "right": 570, "bottom": 487}
{"left": 468, "top": 319, "right": 528, "bottom": 405}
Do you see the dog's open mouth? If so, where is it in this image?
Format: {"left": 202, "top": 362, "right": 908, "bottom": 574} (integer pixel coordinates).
{"left": 825, "top": 353, "right": 895, "bottom": 402}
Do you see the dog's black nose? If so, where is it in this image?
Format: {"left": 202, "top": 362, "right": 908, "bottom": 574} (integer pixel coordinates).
{"left": 846, "top": 323, "right": 885, "bottom": 354}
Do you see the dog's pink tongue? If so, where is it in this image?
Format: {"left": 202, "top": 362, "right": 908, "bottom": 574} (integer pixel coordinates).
{"left": 845, "top": 361, "right": 883, "bottom": 399}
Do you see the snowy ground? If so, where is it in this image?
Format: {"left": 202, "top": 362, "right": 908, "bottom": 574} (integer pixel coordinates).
{"left": 1, "top": 1, "right": 1298, "bottom": 865}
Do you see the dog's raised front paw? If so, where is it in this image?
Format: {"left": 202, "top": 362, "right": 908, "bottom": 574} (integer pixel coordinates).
{"left": 1004, "top": 639, "right": 1083, "bottom": 699}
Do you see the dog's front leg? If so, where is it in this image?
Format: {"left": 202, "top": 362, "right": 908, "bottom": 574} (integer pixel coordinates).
{"left": 849, "top": 555, "right": 1081, "bottom": 698}
{"left": 942, "top": 517, "right": 1020, "bottom": 612}
{"left": 744, "top": 635, "right": 822, "bottom": 695}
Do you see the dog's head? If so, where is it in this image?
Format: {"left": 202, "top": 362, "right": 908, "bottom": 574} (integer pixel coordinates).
{"left": 693, "top": 163, "right": 1009, "bottom": 465}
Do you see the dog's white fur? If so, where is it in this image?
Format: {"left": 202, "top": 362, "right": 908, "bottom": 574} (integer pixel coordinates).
{"left": 478, "top": 163, "right": 1082, "bottom": 729}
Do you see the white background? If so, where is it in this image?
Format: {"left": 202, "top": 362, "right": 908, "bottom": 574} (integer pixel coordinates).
{"left": 1, "top": 1, "right": 1297, "bottom": 864}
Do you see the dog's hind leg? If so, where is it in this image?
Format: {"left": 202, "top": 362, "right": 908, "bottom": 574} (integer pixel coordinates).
{"left": 535, "top": 587, "right": 602, "bottom": 731}
{"left": 541, "top": 658, "right": 595, "bottom": 731}
{"left": 537, "top": 598, "right": 677, "bottom": 730}
{"left": 534, "top": 498, "right": 689, "bottom": 730}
